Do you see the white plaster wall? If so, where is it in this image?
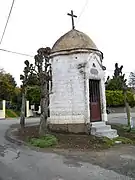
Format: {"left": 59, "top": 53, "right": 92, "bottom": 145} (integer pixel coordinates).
{"left": 49, "top": 53, "right": 90, "bottom": 123}
{"left": 85, "top": 53, "right": 104, "bottom": 79}
{"left": 49, "top": 52, "right": 107, "bottom": 124}
{"left": 26, "top": 101, "right": 33, "bottom": 117}
{"left": 0, "top": 100, "right": 6, "bottom": 119}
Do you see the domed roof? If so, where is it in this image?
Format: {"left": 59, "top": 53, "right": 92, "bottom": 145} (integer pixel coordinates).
{"left": 52, "top": 29, "right": 98, "bottom": 53}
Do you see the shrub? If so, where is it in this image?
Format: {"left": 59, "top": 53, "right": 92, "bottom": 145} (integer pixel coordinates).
{"left": 127, "top": 91, "right": 135, "bottom": 107}
{"left": 29, "top": 134, "right": 58, "bottom": 148}
{"left": 106, "top": 90, "right": 135, "bottom": 107}
{"left": 101, "top": 137, "right": 115, "bottom": 147}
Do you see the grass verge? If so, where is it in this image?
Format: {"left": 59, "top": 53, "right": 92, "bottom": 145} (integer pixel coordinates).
{"left": 110, "top": 123, "right": 135, "bottom": 144}
{"left": 6, "top": 109, "right": 19, "bottom": 118}
{"left": 100, "top": 136, "right": 133, "bottom": 148}
{"left": 14, "top": 125, "right": 134, "bottom": 150}
{"left": 28, "top": 134, "right": 58, "bottom": 148}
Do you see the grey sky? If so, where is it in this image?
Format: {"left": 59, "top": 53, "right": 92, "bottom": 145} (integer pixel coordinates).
{"left": 0, "top": 0, "right": 134, "bottom": 85}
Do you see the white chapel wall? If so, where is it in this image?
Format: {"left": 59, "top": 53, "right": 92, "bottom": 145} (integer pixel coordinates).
{"left": 49, "top": 53, "right": 91, "bottom": 124}
{"left": 49, "top": 51, "right": 107, "bottom": 124}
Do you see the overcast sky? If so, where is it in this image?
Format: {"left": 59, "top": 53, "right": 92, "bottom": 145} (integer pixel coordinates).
{"left": 0, "top": 0, "right": 135, "bottom": 86}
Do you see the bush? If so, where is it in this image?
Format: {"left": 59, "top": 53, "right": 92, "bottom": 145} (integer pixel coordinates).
{"left": 29, "top": 134, "right": 58, "bottom": 148}
{"left": 127, "top": 91, "right": 135, "bottom": 107}
{"left": 106, "top": 90, "right": 135, "bottom": 107}
{"left": 101, "top": 137, "right": 115, "bottom": 147}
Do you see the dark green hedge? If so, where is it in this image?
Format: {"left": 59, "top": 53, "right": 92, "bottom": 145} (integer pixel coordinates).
{"left": 106, "top": 90, "right": 135, "bottom": 107}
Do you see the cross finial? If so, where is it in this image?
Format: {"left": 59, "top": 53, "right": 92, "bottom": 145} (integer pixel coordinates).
{"left": 67, "top": 10, "right": 77, "bottom": 29}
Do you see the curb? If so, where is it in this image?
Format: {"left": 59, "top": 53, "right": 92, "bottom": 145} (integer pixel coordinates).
{"left": 5, "top": 127, "right": 27, "bottom": 146}
{"left": 5, "top": 122, "right": 40, "bottom": 147}
{"left": 4, "top": 126, "right": 56, "bottom": 153}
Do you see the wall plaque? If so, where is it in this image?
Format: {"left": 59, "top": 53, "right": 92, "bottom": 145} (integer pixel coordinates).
{"left": 90, "top": 68, "right": 98, "bottom": 75}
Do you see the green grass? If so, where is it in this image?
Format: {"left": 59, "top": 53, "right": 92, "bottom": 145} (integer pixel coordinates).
{"left": 6, "top": 109, "right": 19, "bottom": 118}
{"left": 100, "top": 137, "right": 115, "bottom": 148}
{"left": 113, "top": 136, "right": 133, "bottom": 144}
{"left": 14, "top": 111, "right": 20, "bottom": 116}
{"left": 100, "top": 136, "right": 133, "bottom": 148}
{"left": 28, "top": 134, "right": 58, "bottom": 148}
{"left": 108, "top": 123, "right": 135, "bottom": 144}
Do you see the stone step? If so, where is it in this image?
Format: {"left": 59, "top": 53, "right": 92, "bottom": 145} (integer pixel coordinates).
{"left": 91, "top": 121, "right": 118, "bottom": 139}
{"left": 91, "top": 125, "right": 111, "bottom": 134}
{"left": 95, "top": 129, "right": 118, "bottom": 139}
{"left": 91, "top": 121, "right": 106, "bottom": 127}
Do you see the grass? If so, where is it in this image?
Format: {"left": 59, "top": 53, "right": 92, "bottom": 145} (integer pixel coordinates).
{"left": 6, "top": 109, "right": 19, "bottom": 118}
{"left": 99, "top": 137, "right": 115, "bottom": 148}
{"left": 109, "top": 123, "right": 135, "bottom": 144}
{"left": 113, "top": 136, "right": 133, "bottom": 144}
{"left": 100, "top": 136, "right": 133, "bottom": 148}
{"left": 14, "top": 111, "right": 20, "bottom": 116}
{"left": 28, "top": 134, "right": 58, "bottom": 148}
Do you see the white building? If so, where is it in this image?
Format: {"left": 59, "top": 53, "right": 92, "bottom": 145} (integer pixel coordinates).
{"left": 48, "top": 29, "right": 118, "bottom": 139}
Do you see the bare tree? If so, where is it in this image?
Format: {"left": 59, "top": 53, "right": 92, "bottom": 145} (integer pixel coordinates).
{"left": 34, "top": 47, "right": 52, "bottom": 136}
{"left": 123, "top": 86, "right": 131, "bottom": 129}
{"left": 20, "top": 60, "right": 33, "bottom": 128}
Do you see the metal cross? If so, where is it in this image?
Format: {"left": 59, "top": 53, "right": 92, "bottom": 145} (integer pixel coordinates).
{"left": 67, "top": 10, "right": 77, "bottom": 29}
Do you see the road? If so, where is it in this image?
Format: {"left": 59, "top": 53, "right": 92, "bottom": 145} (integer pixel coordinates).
{"left": 0, "top": 116, "right": 134, "bottom": 180}
{"left": 108, "top": 113, "right": 135, "bottom": 125}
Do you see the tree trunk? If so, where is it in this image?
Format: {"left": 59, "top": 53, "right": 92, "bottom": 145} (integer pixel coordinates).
{"left": 20, "top": 92, "right": 26, "bottom": 128}
{"left": 124, "top": 91, "right": 131, "bottom": 127}
{"left": 39, "top": 83, "right": 49, "bottom": 136}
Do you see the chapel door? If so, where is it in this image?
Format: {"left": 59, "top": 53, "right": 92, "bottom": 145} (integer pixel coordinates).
{"left": 89, "top": 79, "right": 101, "bottom": 122}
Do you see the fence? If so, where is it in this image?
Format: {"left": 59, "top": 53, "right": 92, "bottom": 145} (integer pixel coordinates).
{"left": 0, "top": 100, "right": 43, "bottom": 119}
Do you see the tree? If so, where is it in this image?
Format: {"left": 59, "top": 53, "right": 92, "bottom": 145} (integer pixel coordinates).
{"left": 105, "top": 63, "right": 131, "bottom": 129}
{"left": 20, "top": 60, "right": 33, "bottom": 128}
{"left": 26, "top": 85, "right": 40, "bottom": 105}
{"left": 27, "top": 73, "right": 40, "bottom": 86}
{"left": 123, "top": 87, "right": 131, "bottom": 129}
{"left": 11, "top": 87, "right": 22, "bottom": 111}
{"left": 34, "top": 47, "right": 52, "bottom": 136}
{"left": 105, "top": 63, "right": 127, "bottom": 90}
{"left": 21, "top": 47, "right": 52, "bottom": 136}
{"left": 129, "top": 71, "right": 135, "bottom": 88}
{"left": 26, "top": 71, "right": 40, "bottom": 107}
{"left": 0, "top": 69, "right": 16, "bottom": 101}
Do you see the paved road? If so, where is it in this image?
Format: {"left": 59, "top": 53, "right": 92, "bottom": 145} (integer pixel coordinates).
{"left": 108, "top": 113, "right": 135, "bottom": 125}
{"left": 0, "top": 117, "right": 133, "bottom": 180}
